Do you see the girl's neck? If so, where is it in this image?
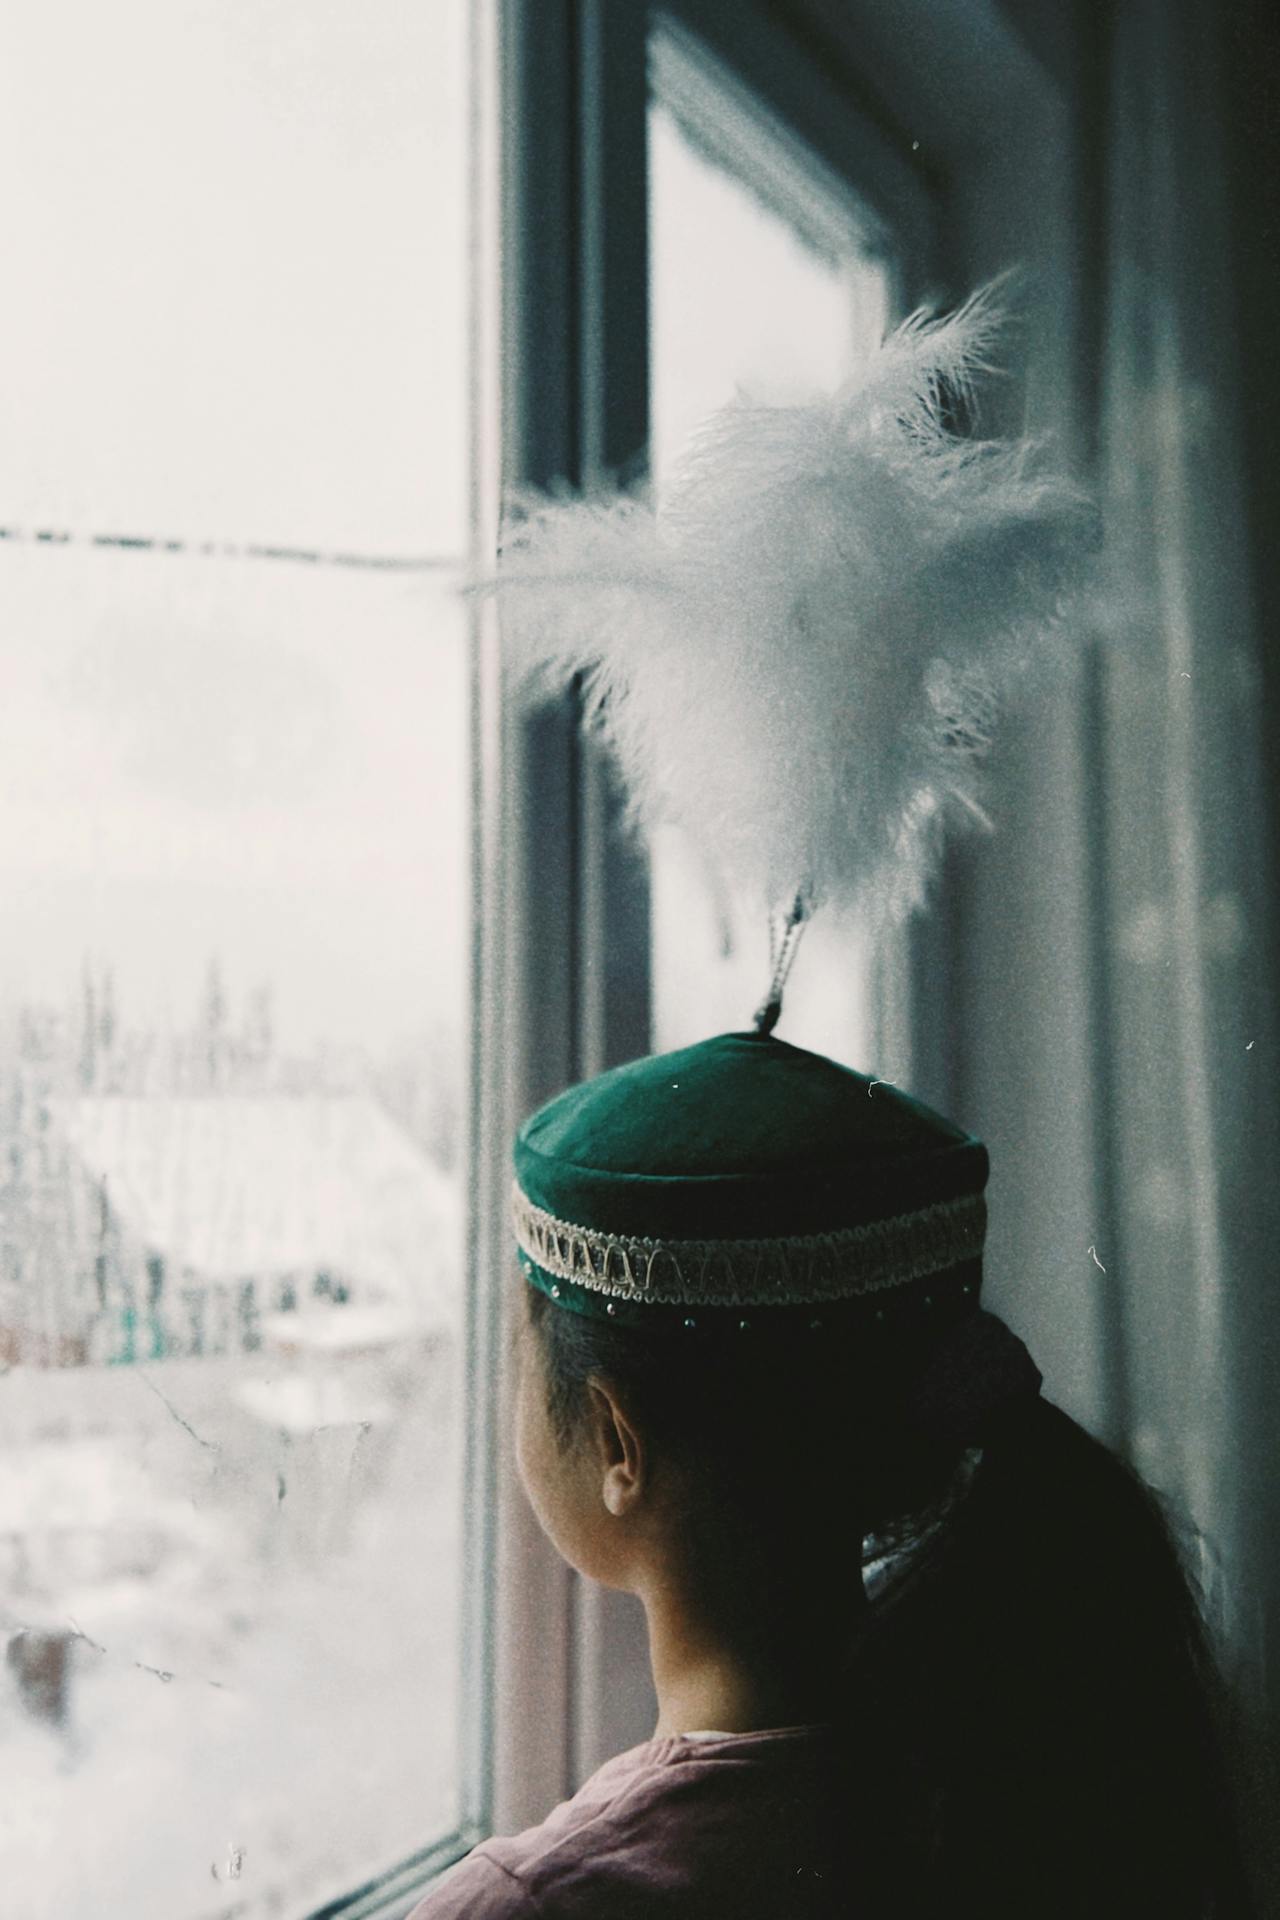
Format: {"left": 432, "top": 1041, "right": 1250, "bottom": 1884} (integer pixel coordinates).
{"left": 643, "top": 1579, "right": 837, "bottom": 1738}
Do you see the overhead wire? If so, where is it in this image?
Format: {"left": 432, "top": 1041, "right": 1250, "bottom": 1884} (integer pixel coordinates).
{"left": 0, "top": 522, "right": 456, "bottom": 573}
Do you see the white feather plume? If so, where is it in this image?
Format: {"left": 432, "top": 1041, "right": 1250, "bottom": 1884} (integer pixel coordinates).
{"left": 482, "top": 284, "right": 1100, "bottom": 929}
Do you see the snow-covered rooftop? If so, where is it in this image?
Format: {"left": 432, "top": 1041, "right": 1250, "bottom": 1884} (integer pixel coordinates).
{"left": 59, "top": 1095, "right": 461, "bottom": 1320}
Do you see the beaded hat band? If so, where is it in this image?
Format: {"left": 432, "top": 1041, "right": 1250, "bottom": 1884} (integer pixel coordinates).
{"left": 513, "top": 1184, "right": 987, "bottom": 1312}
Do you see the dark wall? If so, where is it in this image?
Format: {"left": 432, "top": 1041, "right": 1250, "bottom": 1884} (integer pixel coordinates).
{"left": 993, "top": 0, "right": 1079, "bottom": 89}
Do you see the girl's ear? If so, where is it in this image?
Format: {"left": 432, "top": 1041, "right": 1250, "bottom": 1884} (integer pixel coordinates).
{"left": 586, "top": 1377, "right": 646, "bottom": 1517}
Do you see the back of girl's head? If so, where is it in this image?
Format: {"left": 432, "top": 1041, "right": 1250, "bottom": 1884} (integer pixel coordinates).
{"left": 525, "top": 1282, "right": 1262, "bottom": 1919}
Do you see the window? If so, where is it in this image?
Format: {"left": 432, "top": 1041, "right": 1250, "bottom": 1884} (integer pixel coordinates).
{"left": 0, "top": 3, "right": 493, "bottom": 1913}
{"left": 483, "top": 9, "right": 939, "bottom": 1796}
{"left": 648, "top": 20, "right": 900, "bottom": 1073}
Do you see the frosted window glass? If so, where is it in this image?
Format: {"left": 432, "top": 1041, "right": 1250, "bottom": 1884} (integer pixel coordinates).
{"left": 0, "top": 1, "right": 468, "bottom": 555}
{"left": 0, "top": 5, "right": 474, "bottom": 1915}
{"left": 649, "top": 96, "right": 893, "bottom": 1070}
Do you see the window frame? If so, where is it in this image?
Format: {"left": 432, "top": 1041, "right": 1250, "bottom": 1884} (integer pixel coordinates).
{"left": 487, "top": 0, "right": 940, "bottom": 1832}
{"left": 655, "top": 0, "right": 936, "bottom": 286}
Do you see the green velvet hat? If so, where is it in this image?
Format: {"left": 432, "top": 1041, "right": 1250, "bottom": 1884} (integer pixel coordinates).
{"left": 513, "top": 1030, "right": 988, "bottom": 1333}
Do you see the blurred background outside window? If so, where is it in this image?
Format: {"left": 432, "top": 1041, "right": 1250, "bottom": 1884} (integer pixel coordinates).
{"left": 0, "top": 3, "right": 483, "bottom": 1913}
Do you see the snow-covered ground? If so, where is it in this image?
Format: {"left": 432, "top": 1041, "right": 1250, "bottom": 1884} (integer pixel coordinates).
{"left": 0, "top": 1343, "right": 465, "bottom": 1919}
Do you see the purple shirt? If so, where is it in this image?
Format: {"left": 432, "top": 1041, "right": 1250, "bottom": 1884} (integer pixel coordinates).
{"left": 408, "top": 1725, "right": 853, "bottom": 1918}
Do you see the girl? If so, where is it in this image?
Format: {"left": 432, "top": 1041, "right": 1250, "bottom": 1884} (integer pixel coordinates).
{"left": 418, "top": 291, "right": 1263, "bottom": 1912}
{"left": 412, "top": 1029, "right": 1260, "bottom": 1917}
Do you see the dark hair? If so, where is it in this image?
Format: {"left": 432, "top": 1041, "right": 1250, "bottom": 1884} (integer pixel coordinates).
{"left": 526, "top": 1283, "right": 1265, "bottom": 1918}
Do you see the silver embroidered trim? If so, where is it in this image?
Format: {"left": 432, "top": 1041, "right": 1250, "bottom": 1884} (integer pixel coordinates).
{"left": 512, "top": 1183, "right": 986, "bottom": 1308}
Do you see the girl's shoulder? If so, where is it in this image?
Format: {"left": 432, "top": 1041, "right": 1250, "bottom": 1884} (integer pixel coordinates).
{"left": 408, "top": 1727, "right": 846, "bottom": 1919}
{"left": 407, "top": 1846, "right": 538, "bottom": 1918}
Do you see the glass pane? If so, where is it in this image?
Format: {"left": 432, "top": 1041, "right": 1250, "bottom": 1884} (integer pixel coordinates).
{"left": 649, "top": 79, "right": 893, "bottom": 1069}
{"left": 0, "top": 6, "right": 475, "bottom": 1917}
{"left": 0, "top": 1, "right": 469, "bottom": 555}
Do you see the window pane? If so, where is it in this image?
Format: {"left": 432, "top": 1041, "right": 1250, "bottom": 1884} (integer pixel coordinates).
{"left": 649, "top": 66, "right": 894, "bottom": 1068}
{"left": 0, "top": 1, "right": 468, "bottom": 554}
{"left": 0, "top": 6, "right": 475, "bottom": 1916}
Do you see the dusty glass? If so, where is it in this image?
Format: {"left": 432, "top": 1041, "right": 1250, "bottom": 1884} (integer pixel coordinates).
{"left": 0, "top": 4, "right": 474, "bottom": 1913}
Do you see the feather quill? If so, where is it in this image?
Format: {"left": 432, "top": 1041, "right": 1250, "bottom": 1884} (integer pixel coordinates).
{"left": 481, "top": 284, "right": 1100, "bottom": 929}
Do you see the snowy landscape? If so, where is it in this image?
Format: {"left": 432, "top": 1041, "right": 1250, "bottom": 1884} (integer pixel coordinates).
{"left": 0, "top": 5, "right": 477, "bottom": 1911}
{"left": 0, "top": 990, "right": 468, "bottom": 1919}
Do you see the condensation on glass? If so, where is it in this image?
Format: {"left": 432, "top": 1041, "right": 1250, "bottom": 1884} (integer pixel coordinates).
{"left": 648, "top": 29, "right": 896, "bottom": 1073}
{"left": 0, "top": 4, "right": 474, "bottom": 1913}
